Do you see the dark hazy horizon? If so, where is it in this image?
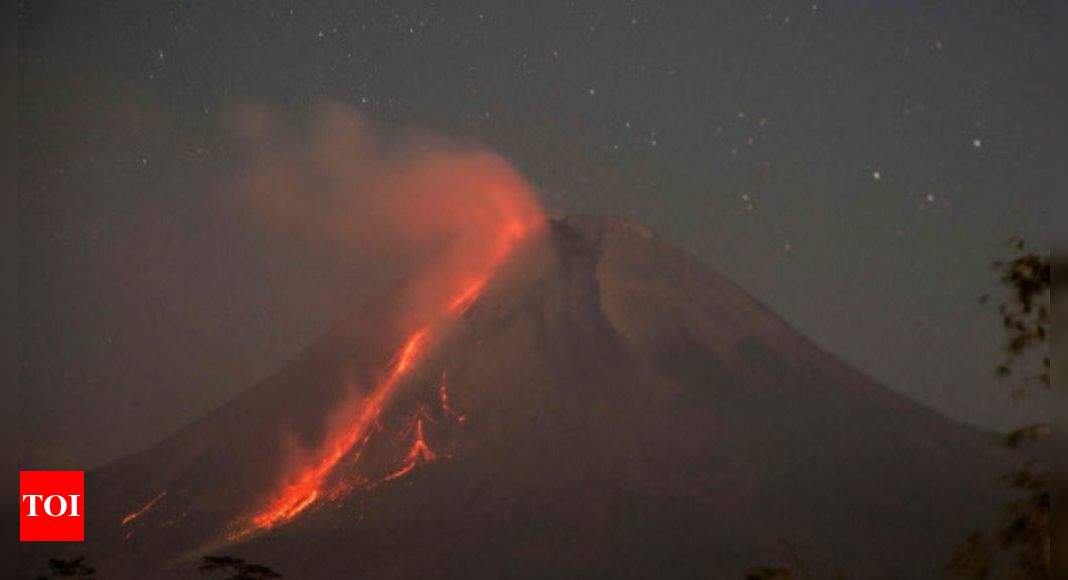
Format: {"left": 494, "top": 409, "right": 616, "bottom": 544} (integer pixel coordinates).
{"left": 18, "top": 0, "right": 1054, "bottom": 469}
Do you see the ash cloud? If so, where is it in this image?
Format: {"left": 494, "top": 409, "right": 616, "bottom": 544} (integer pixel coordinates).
{"left": 223, "top": 100, "right": 544, "bottom": 328}
{"left": 18, "top": 87, "right": 542, "bottom": 470}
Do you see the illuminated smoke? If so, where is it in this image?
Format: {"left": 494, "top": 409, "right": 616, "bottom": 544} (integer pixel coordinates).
{"left": 223, "top": 101, "right": 543, "bottom": 539}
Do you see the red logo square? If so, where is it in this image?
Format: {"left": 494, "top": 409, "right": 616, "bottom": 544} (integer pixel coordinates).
{"left": 20, "top": 471, "right": 85, "bottom": 542}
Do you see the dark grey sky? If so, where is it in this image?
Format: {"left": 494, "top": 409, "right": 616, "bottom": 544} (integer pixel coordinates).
{"left": 17, "top": 0, "right": 1054, "bottom": 468}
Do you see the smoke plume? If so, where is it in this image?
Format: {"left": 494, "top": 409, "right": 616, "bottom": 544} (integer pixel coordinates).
{"left": 225, "top": 100, "right": 544, "bottom": 330}
{"left": 220, "top": 100, "right": 544, "bottom": 537}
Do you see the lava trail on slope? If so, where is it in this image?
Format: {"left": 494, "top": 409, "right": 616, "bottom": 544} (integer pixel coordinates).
{"left": 229, "top": 166, "right": 543, "bottom": 540}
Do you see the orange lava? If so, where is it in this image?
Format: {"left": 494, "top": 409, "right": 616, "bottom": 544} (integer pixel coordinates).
{"left": 231, "top": 183, "right": 541, "bottom": 540}
{"left": 121, "top": 491, "right": 167, "bottom": 526}
{"left": 235, "top": 328, "right": 430, "bottom": 537}
{"left": 447, "top": 277, "right": 488, "bottom": 315}
{"left": 439, "top": 374, "right": 466, "bottom": 423}
{"left": 383, "top": 417, "right": 437, "bottom": 482}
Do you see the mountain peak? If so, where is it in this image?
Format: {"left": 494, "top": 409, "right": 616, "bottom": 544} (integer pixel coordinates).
{"left": 29, "top": 215, "right": 1010, "bottom": 579}
{"left": 549, "top": 214, "right": 658, "bottom": 243}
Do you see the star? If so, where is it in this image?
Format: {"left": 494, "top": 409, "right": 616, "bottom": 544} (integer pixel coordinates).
{"left": 972, "top": 138, "right": 982, "bottom": 148}
{"left": 872, "top": 170, "right": 882, "bottom": 180}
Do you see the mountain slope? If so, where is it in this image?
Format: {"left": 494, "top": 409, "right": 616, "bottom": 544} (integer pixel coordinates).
{"left": 22, "top": 216, "right": 1008, "bottom": 578}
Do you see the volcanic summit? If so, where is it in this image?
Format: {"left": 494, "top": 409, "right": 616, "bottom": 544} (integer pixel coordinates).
{"left": 26, "top": 215, "right": 1009, "bottom": 579}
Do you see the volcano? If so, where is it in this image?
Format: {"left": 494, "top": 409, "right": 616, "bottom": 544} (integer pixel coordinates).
{"left": 24, "top": 216, "right": 1009, "bottom": 578}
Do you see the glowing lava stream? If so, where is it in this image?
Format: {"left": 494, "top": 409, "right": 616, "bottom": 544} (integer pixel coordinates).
{"left": 231, "top": 216, "right": 538, "bottom": 540}
{"left": 122, "top": 491, "right": 167, "bottom": 526}
{"left": 383, "top": 416, "right": 436, "bottom": 483}
{"left": 235, "top": 328, "right": 430, "bottom": 537}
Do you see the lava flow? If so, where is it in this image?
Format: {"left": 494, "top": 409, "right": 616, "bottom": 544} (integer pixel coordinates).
{"left": 121, "top": 491, "right": 167, "bottom": 527}
{"left": 234, "top": 327, "right": 432, "bottom": 538}
{"left": 383, "top": 415, "right": 437, "bottom": 482}
{"left": 231, "top": 174, "right": 542, "bottom": 540}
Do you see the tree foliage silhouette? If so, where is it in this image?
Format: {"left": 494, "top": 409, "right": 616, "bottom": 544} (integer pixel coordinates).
{"left": 743, "top": 540, "right": 849, "bottom": 580}
{"left": 35, "top": 556, "right": 96, "bottom": 579}
{"left": 744, "top": 242, "right": 1058, "bottom": 580}
{"left": 744, "top": 541, "right": 813, "bottom": 580}
{"left": 948, "top": 240, "right": 1055, "bottom": 579}
{"left": 198, "top": 555, "right": 283, "bottom": 580}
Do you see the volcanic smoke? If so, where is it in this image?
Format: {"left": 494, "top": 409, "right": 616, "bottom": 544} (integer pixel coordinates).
{"left": 224, "top": 102, "right": 543, "bottom": 539}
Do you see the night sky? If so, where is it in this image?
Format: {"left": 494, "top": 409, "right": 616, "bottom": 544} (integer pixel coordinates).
{"left": 17, "top": 1, "right": 1054, "bottom": 468}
